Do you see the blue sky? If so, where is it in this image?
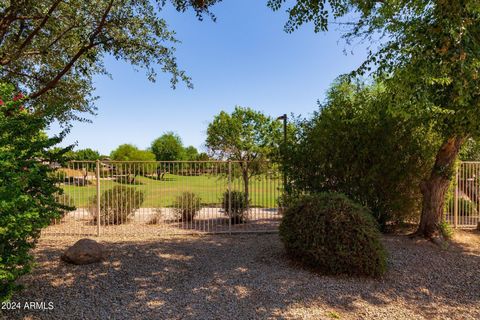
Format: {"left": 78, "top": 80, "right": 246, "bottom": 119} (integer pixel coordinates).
{"left": 49, "top": 0, "right": 368, "bottom": 155}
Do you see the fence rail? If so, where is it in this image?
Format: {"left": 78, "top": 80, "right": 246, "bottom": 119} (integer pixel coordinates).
{"left": 43, "top": 160, "right": 283, "bottom": 236}
{"left": 445, "top": 161, "right": 480, "bottom": 228}
{"left": 43, "top": 160, "right": 480, "bottom": 237}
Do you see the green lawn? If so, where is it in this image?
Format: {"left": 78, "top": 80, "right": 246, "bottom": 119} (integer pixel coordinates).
{"left": 60, "top": 173, "right": 282, "bottom": 208}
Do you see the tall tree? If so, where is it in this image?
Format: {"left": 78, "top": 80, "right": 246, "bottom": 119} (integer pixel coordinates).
{"left": 206, "top": 106, "right": 282, "bottom": 203}
{"left": 0, "top": 83, "right": 70, "bottom": 300}
{"left": 268, "top": 0, "right": 480, "bottom": 239}
{"left": 0, "top": 0, "right": 220, "bottom": 121}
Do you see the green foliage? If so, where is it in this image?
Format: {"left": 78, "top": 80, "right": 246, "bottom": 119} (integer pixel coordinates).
{"left": 206, "top": 106, "right": 281, "bottom": 162}
{"left": 110, "top": 144, "right": 156, "bottom": 183}
{"left": 206, "top": 106, "right": 282, "bottom": 200}
{"left": 438, "top": 220, "right": 454, "bottom": 240}
{"left": 184, "top": 146, "right": 199, "bottom": 161}
{"left": 0, "top": 83, "right": 71, "bottom": 301}
{"left": 110, "top": 144, "right": 155, "bottom": 162}
{"left": 151, "top": 132, "right": 185, "bottom": 161}
{"left": 172, "top": 192, "right": 202, "bottom": 222}
{"left": 196, "top": 152, "right": 211, "bottom": 161}
{"left": 0, "top": 0, "right": 221, "bottom": 121}
{"left": 222, "top": 190, "right": 249, "bottom": 224}
{"left": 89, "top": 186, "right": 145, "bottom": 225}
{"left": 282, "top": 81, "right": 440, "bottom": 230}
{"left": 73, "top": 148, "right": 100, "bottom": 161}
{"left": 279, "top": 193, "right": 387, "bottom": 277}
{"left": 459, "top": 138, "right": 480, "bottom": 161}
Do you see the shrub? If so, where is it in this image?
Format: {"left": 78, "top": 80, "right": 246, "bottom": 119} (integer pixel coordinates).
{"left": 280, "top": 81, "right": 440, "bottom": 230}
{"left": 438, "top": 220, "right": 454, "bottom": 240}
{"left": 222, "top": 190, "right": 249, "bottom": 224}
{"left": 89, "top": 186, "right": 145, "bottom": 225}
{"left": 172, "top": 192, "right": 202, "bottom": 222}
{"left": 279, "top": 193, "right": 387, "bottom": 277}
{"left": 0, "top": 83, "right": 71, "bottom": 301}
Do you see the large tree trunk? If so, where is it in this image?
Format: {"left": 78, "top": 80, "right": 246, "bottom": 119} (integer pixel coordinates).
{"left": 415, "top": 136, "right": 465, "bottom": 238}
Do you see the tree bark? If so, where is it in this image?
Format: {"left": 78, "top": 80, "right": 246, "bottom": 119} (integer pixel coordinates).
{"left": 415, "top": 136, "right": 465, "bottom": 238}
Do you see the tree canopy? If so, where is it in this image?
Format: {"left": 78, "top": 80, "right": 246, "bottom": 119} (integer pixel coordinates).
{"left": 206, "top": 106, "right": 281, "bottom": 162}
{"left": 0, "top": 0, "right": 220, "bottom": 121}
{"left": 268, "top": 0, "right": 480, "bottom": 238}
{"left": 151, "top": 132, "right": 185, "bottom": 161}
{"left": 110, "top": 144, "right": 155, "bottom": 161}
{"left": 206, "top": 106, "right": 282, "bottom": 201}
{"left": 73, "top": 148, "right": 100, "bottom": 161}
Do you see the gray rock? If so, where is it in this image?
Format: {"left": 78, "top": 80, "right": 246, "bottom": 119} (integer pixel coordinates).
{"left": 61, "top": 238, "right": 105, "bottom": 265}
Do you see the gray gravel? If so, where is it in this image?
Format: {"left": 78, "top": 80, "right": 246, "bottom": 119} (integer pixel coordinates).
{"left": 3, "top": 231, "right": 480, "bottom": 320}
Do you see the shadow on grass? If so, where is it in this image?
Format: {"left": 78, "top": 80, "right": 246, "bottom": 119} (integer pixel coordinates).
{"left": 7, "top": 232, "right": 480, "bottom": 319}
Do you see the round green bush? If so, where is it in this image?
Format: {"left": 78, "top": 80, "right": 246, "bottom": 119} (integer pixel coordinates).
{"left": 222, "top": 190, "right": 248, "bottom": 224}
{"left": 173, "top": 192, "right": 202, "bottom": 222}
{"left": 279, "top": 193, "right": 387, "bottom": 277}
{"left": 89, "top": 185, "right": 145, "bottom": 225}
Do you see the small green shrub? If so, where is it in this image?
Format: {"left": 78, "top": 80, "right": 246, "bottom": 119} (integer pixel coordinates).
{"left": 279, "top": 193, "right": 387, "bottom": 277}
{"left": 222, "top": 190, "right": 248, "bottom": 224}
{"left": 438, "top": 220, "right": 454, "bottom": 240}
{"left": 172, "top": 192, "right": 202, "bottom": 222}
{"left": 89, "top": 186, "right": 145, "bottom": 225}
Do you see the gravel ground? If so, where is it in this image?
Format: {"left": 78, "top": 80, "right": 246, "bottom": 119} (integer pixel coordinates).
{"left": 3, "top": 231, "right": 480, "bottom": 320}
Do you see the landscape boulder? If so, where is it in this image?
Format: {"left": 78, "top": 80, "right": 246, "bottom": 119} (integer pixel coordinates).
{"left": 61, "top": 238, "right": 105, "bottom": 265}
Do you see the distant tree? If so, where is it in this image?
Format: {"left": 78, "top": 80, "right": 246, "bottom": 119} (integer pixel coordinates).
{"left": 206, "top": 106, "right": 282, "bottom": 203}
{"left": 74, "top": 148, "right": 100, "bottom": 161}
{"left": 282, "top": 81, "right": 441, "bottom": 230}
{"left": 196, "top": 152, "right": 210, "bottom": 161}
{"left": 110, "top": 144, "right": 155, "bottom": 183}
{"left": 184, "top": 146, "right": 199, "bottom": 161}
{"left": 151, "top": 132, "right": 185, "bottom": 161}
{"left": 69, "top": 148, "right": 101, "bottom": 173}
{"left": 459, "top": 139, "right": 480, "bottom": 161}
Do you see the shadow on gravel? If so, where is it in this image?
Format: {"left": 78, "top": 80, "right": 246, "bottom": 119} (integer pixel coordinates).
{"left": 6, "top": 232, "right": 480, "bottom": 320}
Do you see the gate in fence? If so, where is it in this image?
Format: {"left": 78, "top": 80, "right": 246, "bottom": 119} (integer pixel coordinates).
{"left": 43, "top": 161, "right": 283, "bottom": 236}
{"left": 444, "top": 161, "right": 480, "bottom": 228}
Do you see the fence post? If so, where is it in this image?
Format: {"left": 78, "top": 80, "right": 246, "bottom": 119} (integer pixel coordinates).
{"left": 228, "top": 160, "right": 232, "bottom": 234}
{"left": 96, "top": 160, "right": 101, "bottom": 236}
{"left": 453, "top": 164, "right": 459, "bottom": 228}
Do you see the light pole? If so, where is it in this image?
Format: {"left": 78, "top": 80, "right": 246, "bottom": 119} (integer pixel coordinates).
{"left": 276, "top": 114, "right": 288, "bottom": 193}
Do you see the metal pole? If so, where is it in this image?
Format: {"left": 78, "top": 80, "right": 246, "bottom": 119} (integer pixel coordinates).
{"left": 228, "top": 160, "right": 232, "bottom": 235}
{"left": 454, "top": 164, "right": 459, "bottom": 228}
{"left": 277, "top": 114, "right": 288, "bottom": 194}
{"left": 96, "top": 159, "right": 101, "bottom": 236}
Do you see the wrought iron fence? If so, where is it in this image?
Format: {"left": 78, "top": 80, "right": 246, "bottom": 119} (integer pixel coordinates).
{"left": 445, "top": 161, "right": 480, "bottom": 228}
{"left": 43, "top": 161, "right": 283, "bottom": 236}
